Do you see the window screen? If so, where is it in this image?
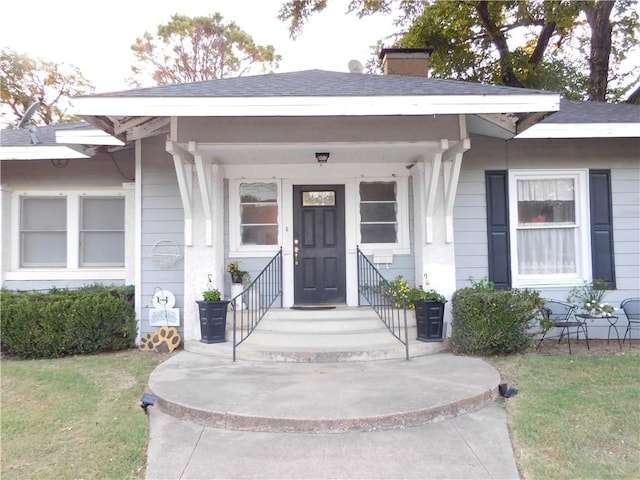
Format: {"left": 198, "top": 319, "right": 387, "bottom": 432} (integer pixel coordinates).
{"left": 359, "top": 182, "right": 398, "bottom": 243}
{"left": 240, "top": 182, "right": 278, "bottom": 245}
{"left": 20, "top": 197, "right": 67, "bottom": 267}
{"left": 80, "top": 197, "right": 125, "bottom": 266}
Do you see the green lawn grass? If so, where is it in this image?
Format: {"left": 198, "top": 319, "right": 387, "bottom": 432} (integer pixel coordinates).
{"left": 492, "top": 350, "right": 640, "bottom": 480}
{"left": 1, "top": 350, "right": 167, "bottom": 480}
{"left": 2, "top": 346, "right": 639, "bottom": 479}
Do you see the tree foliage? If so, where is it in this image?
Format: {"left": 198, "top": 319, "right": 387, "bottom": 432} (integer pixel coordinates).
{"left": 0, "top": 48, "right": 93, "bottom": 126}
{"left": 129, "top": 13, "right": 281, "bottom": 86}
{"left": 279, "top": 0, "right": 639, "bottom": 102}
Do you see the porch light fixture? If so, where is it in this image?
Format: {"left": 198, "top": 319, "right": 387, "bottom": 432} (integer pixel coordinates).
{"left": 315, "top": 152, "right": 330, "bottom": 163}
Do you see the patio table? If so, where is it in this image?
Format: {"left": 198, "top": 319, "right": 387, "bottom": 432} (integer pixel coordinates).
{"left": 576, "top": 314, "right": 620, "bottom": 349}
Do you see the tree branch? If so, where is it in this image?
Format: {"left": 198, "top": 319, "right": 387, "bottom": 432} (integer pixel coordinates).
{"left": 530, "top": 20, "right": 557, "bottom": 65}
{"left": 584, "top": 0, "right": 615, "bottom": 102}
{"left": 475, "top": 1, "right": 524, "bottom": 88}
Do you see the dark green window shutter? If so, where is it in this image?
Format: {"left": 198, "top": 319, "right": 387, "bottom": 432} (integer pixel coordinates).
{"left": 485, "top": 171, "right": 511, "bottom": 289}
{"left": 589, "top": 170, "right": 616, "bottom": 288}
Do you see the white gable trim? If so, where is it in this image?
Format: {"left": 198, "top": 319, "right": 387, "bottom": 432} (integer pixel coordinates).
{"left": 516, "top": 123, "right": 640, "bottom": 138}
{"left": 72, "top": 94, "right": 560, "bottom": 117}
{"left": 0, "top": 146, "right": 90, "bottom": 160}
{"left": 55, "top": 128, "right": 125, "bottom": 146}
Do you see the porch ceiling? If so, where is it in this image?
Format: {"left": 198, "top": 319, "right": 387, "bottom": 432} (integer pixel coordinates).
{"left": 182, "top": 141, "right": 446, "bottom": 166}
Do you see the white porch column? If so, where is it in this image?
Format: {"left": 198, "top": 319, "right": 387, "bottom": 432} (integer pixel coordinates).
{"left": 415, "top": 155, "right": 457, "bottom": 296}
{"left": 412, "top": 149, "right": 458, "bottom": 335}
{"left": 176, "top": 146, "right": 225, "bottom": 343}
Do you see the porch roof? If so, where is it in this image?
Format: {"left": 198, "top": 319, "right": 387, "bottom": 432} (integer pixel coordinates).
{"left": 71, "top": 70, "right": 560, "bottom": 143}
{"left": 516, "top": 99, "right": 640, "bottom": 138}
{"left": 82, "top": 69, "right": 555, "bottom": 99}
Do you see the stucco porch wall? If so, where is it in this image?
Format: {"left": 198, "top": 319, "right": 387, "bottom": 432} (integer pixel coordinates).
{"left": 454, "top": 134, "right": 640, "bottom": 338}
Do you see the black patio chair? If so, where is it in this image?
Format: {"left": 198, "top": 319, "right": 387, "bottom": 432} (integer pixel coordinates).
{"left": 621, "top": 297, "right": 640, "bottom": 348}
{"left": 539, "top": 299, "right": 589, "bottom": 355}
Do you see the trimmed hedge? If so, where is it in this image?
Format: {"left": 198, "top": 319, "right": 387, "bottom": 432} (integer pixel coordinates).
{"left": 450, "top": 287, "right": 542, "bottom": 355}
{"left": 0, "top": 285, "right": 137, "bottom": 359}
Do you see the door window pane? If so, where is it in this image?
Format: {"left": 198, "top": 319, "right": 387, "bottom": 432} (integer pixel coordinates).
{"left": 80, "top": 197, "right": 125, "bottom": 266}
{"left": 20, "top": 197, "right": 67, "bottom": 267}
{"left": 240, "top": 183, "right": 278, "bottom": 245}
{"left": 302, "top": 191, "right": 335, "bottom": 206}
{"left": 359, "top": 182, "right": 397, "bottom": 243}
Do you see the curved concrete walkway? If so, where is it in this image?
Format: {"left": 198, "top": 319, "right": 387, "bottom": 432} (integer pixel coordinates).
{"left": 145, "top": 352, "right": 520, "bottom": 479}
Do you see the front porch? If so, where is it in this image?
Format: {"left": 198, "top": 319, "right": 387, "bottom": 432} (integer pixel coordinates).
{"left": 169, "top": 141, "right": 464, "bottom": 343}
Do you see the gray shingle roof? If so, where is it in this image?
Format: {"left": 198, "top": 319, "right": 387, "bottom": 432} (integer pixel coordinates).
{"left": 542, "top": 99, "right": 640, "bottom": 124}
{"left": 83, "top": 70, "right": 554, "bottom": 99}
{"left": 0, "top": 121, "right": 92, "bottom": 147}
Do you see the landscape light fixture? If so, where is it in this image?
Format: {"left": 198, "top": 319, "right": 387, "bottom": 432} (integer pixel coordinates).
{"left": 315, "top": 152, "right": 330, "bottom": 164}
{"left": 140, "top": 393, "right": 158, "bottom": 414}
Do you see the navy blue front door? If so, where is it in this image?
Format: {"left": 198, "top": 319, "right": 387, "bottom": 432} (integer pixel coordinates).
{"left": 293, "top": 185, "right": 346, "bottom": 305}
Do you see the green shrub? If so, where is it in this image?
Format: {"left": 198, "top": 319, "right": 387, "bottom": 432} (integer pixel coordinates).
{"left": 0, "top": 285, "right": 137, "bottom": 359}
{"left": 450, "top": 286, "right": 542, "bottom": 355}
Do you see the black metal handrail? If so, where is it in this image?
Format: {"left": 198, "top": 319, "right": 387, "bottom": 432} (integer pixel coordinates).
{"left": 232, "top": 247, "right": 283, "bottom": 361}
{"left": 356, "top": 246, "right": 410, "bottom": 360}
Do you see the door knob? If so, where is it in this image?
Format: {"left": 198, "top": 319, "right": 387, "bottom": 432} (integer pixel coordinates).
{"left": 294, "top": 239, "right": 299, "bottom": 265}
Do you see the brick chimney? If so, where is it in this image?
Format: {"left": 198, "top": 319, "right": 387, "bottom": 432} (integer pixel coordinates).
{"left": 379, "top": 47, "right": 433, "bottom": 77}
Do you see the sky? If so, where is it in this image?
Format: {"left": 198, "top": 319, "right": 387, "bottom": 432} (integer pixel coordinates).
{"left": 0, "top": 0, "right": 399, "bottom": 93}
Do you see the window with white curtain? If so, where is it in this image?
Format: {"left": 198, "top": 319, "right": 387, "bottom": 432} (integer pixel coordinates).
{"left": 509, "top": 170, "right": 590, "bottom": 286}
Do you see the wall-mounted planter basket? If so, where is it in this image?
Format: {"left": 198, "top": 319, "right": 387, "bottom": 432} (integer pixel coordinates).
{"left": 149, "top": 239, "right": 182, "bottom": 268}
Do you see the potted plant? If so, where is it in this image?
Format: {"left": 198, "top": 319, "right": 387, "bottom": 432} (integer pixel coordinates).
{"left": 388, "top": 276, "right": 448, "bottom": 342}
{"left": 227, "top": 260, "right": 251, "bottom": 310}
{"left": 567, "top": 279, "right": 615, "bottom": 317}
{"left": 227, "top": 260, "right": 251, "bottom": 285}
{"left": 196, "top": 288, "right": 230, "bottom": 343}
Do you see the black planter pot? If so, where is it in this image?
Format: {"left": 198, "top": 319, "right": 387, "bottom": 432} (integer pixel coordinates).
{"left": 197, "top": 300, "right": 230, "bottom": 343}
{"left": 414, "top": 300, "right": 445, "bottom": 342}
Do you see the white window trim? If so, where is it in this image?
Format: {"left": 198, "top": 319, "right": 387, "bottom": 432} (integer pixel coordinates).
{"left": 356, "top": 177, "right": 410, "bottom": 255}
{"left": 229, "top": 179, "right": 282, "bottom": 257}
{"left": 10, "top": 188, "right": 127, "bottom": 278}
{"left": 508, "top": 169, "right": 591, "bottom": 288}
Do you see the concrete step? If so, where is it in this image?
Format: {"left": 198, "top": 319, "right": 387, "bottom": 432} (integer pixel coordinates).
{"left": 185, "top": 338, "right": 448, "bottom": 363}
{"left": 188, "top": 306, "right": 446, "bottom": 362}
{"left": 245, "top": 329, "right": 402, "bottom": 348}
{"left": 227, "top": 306, "right": 416, "bottom": 329}
{"left": 148, "top": 352, "right": 500, "bottom": 434}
